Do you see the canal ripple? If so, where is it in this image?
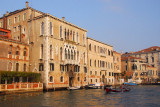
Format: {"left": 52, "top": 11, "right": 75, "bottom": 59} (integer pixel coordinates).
{"left": 0, "top": 85, "right": 160, "bottom": 107}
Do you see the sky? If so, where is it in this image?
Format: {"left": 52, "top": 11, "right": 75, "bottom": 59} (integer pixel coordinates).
{"left": 0, "top": 0, "right": 160, "bottom": 53}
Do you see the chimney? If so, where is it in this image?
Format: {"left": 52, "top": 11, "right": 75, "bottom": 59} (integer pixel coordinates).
{"left": 62, "top": 17, "right": 65, "bottom": 20}
{"left": 26, "top": 1, "right": 29, "bottom": 8}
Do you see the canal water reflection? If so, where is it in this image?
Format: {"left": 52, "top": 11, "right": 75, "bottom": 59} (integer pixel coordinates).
{"left": 0, "top": 85, "right": 160, "bottom": 107}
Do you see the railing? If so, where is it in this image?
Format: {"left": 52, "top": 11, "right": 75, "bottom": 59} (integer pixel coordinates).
{"left": 0, "top": 82, "right": 43, "bottom": 91}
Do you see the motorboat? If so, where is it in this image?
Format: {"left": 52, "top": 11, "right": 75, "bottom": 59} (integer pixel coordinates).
{"left": 85, "top": 84, "right": 102, "bottom": 89}
{"left": 124, "top": 82, "right": 137, "bottom": 86}
{"left": 68, "top": 86, "right": 81, "bottom": 90}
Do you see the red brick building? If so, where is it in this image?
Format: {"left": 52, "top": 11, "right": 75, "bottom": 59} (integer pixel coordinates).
{"left": 0, "top": 28, "right": 11, "bottom": 39}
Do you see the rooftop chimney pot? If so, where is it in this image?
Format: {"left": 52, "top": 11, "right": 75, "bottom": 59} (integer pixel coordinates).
{"left": 26, "top": 1, "right": 29, "bottom": 8}
{"left": 62, "top": 17, "right": 65, "bottom": 20}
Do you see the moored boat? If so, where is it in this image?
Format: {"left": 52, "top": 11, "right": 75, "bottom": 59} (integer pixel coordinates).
{"left": 68, "top": 86, "right": 81, "bottom": 90}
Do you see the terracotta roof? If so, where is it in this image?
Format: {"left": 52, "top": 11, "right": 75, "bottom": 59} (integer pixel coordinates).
{"left": 134, "top": 46, "right": 160, "bottom": 54}
{"left": 113, "top": 51, "right": 121, "bottom": 55}
{"left": 121, "top": 56, "right": 144, "bottom": 61}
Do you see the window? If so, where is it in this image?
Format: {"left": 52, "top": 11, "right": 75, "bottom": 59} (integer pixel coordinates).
{"left": 152, "top": 57, "right": 154, "bottom": 63}
{"left": 125, "top": 65, "right": 128, "bottom": 71}
{"left": 60, "top": 76, "right": 64, "bottom": 82}
{"left": 60, "top": 47, "right": 62, "bottom": 60}
{"left": 89, "top": 44, "right": 91, "bottom": 51}
{"left": 77, "top": 51, "right": 79, "bottom": 61}
{"left": 109, "top": 72, "right": 111, "bottom": 76}
{"left": 90, "top": 71, "right": 92, "bottom": 75}
{"left": 105, "top": 72, "right": 107, "bottom": 76}
{"left": 90, "top": 59, "right": 92, "bottom": 66}
{"left": 77, "top": 32, "right": 79, "bottom": 43}
{"left": 64, "top": 28, "right": 67, "bottom": 40}
{"left": 95, "top": 60, "right": 96, "bottom": 67}
{"left": 41, "top": 22, "right": 44, "bottom": 35}
{"left": 146, "top": 57, "right": 148, "bottom": 63}
{"left": 50, "top": 22, "right": 53, "bottom": 35}
{"left": 71, "top": 50, "right": 73, "bottom": 60}
{"left": 50, "top": 63, "right": 54, "bottom": 71}
{"left": 94, "top": 45, "right": 96, "bottom": 52}
{"left": 14, "top": 17, "right": 17, "bottom": 23}
{"left": 84, "top": 67, "right": 87, "bottom": 73}
{"left": 40, "top": 44, "right": 43, "bottom": 59}
{"left": 95, "top": 71, "right": 97, "bottom": 75}
{"left": 50, "top": 45, "right": 53, "bottom": 59}
{"left": 60, "top": 65, "right": 64, "bottom": 72}
{"left": 84, "top": 77, "right": 87, "bottom": 81}
{"left": 16, "top": 46, "right": 20, "bottom": 55}
{"left": 8, "top": 19, "right": 11, "bottom": 25}
{"left": 49, "top": 76, "right": 53, "bottom": 83}
{"left": 24, "top": 64, "right": 26, "bottom": 72}
{"left": 23, "top": 13, "right": 26, "bottom": 20}
{"left": 68, "top": 50, "right": 70, "bottom": 59}
{"left": 83, "top": 34, "right": 85, "bottom": 45}
{"left": 77, "top": 77, "right": 80, "bottom": 81}
{"left": 65, "top": 49, "right": 67, "bottom": 59}
{"left": 39, "top": 63, "right": 44, "bottom": 71}
{"left": 60, "top": 26, "right": 62, "bottom": 38}
{"left": 108, "top": 50, "right": 110, "bottom": 56}
{"left": 18, "top": 15, "right": 20, "bottom": 22}
{"left": 9, "top": 45, "right": 12, "bottom": 54}
{"left": 16, "top": 63, "right": 19, "bottom": 71}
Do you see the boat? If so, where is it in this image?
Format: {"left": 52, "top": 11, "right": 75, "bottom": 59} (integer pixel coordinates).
{"left": 85, "top": 83, "right": 102, "bottom": 89}
{"left": 68, "top": 86, "right": 81, "bottom": 90}
{"left": 105, "top": 85, "right": 131, "bottom": 93}
{"left": 124, "top": 82, "right": 137, "bottom": 86}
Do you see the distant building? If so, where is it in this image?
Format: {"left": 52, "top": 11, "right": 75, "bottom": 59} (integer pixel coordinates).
{"left": 113, "top": 51, "right": 122, "bottom": 84}
{"left": 87, "top": 37, "right": 114, "bottom": 85}
{"left": 0, "top": 28, "right": 11, "bottom": 39}
{"left": 121, "top": 56, "right": 158, "bottom": 83}
{"left": 122, "top": 46, "right": 160, "bottom": 77}
{"left": 0, "top": 37, "right": 29, "bottom": 72}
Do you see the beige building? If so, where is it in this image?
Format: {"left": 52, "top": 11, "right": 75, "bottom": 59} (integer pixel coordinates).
{"left": 122, "top": 46, "right": 160, "bottom": 78}
{"left": 113, "top": 51, "right": 122, "bottom": 84}
{"left": 0, "top": 2, "right": 88, "bottom": 89}
{"left": 87, "top": 37, "right": 114, "bottom": 85}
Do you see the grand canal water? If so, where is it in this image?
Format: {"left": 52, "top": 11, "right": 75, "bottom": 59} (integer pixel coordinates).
{"left": 0, "top": 85, "right": 160, "bottom": 107}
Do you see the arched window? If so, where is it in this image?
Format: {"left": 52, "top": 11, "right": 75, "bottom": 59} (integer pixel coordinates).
{"left": 74, "top": 51, "right": 76, "bottom": 60}
{"left": 65, "top": 49, "right": 67, "bottom": 59}
{"left": 71, "top": 50, "right": 73, "bottom": 60}
{"left": 41, "top": 22, "right": 44, "bottom": 35}
{"left": 16, "top": 63, "right": 19, "bottom": 71}
{"left": 8, "top": 62, "right": 12, "bottom": 71}
{"left": 60, "top": 76, "right": 63, "bottom": 82}
{"left": 16, "top": 46, "right": 20, "bottom": 55}
{"left": 70, "top": 30, "right": 72, "bottom": 40}
{"left": 9, "top": 45, "right": 12, "bottom": 54}
{"left": 68, "top": 50, "right": 70, "bottom": 59}
{"left": 24, "top": 48, "right": 27, "bottom": 56}
{"left": 50, "top": 22, "right": 52, "bottom": 35}
{"left": 152, "top": 57, "right": 154, "bottom": 62}
{"left": 24, "top": 64, "right": 26, "bottom": 72}
{"left": 49, "top": 76, "right": 53, "bottom": 83}
{"left": 60, "top": 26, "right": 62, "bottom": 38}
